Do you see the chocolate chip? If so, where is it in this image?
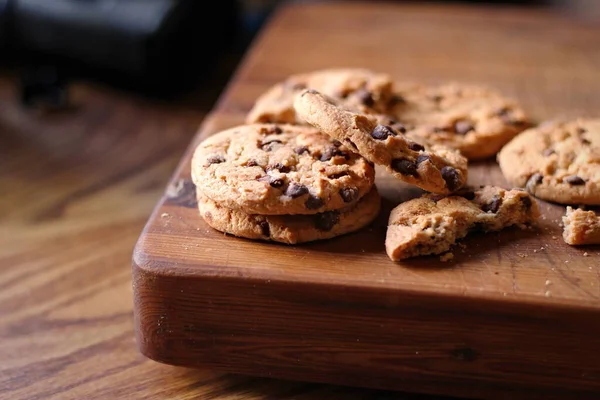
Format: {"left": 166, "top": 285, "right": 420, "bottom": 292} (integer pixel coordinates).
{"left": 408, "top": 141, "right": 425, "bottom": 152}
{"left": 285, "top": 183, "right": 308, "bottom": 198}
{"left": 389, "top": 94, "right": 405, "bottom": 106}
{"left": 339, "top": 187, "right": 358, "bottom": 203}
{"left": 431, "top": 95, "right": 443, "bottom": 103}
{"left": 565, "top": 175, "right": 585, "bottom": 185}
{"left": 261, "top": 140, "right": 282, "bottom": 151}
{"left": 246, "top": 160, "right": 258, "bottom": 167}
{"left": 391, "top": 158, "right": 418, "bottom": 176}
{"left": 392, "top": 123, "right": 407, "bottom": 134}
{"left": 520, "top": 196, "right": 532, "bottom": 209}
{"left": 294, "top": 146, "right": 309, "bottom": 155}
{"left": 482, "top": 195, "right": 502, "bottom": 213}
{"left": 320, "top": 147, "right": 348, "bottom": 161}
{"left": 290, "top": 82, "right": 306, "bottom": 91}
{"left": 269, "top": 126, "right": 283, "bottom": 134}
{"left": 269, "top": 177, "right": 285, "bottom": 188}
{"left": 416, "top": 154, "right": 431, "bottom": 164}
{"left": 356, "top": 89, "right": 374, "bottom": 107}
{"left": 526, "top": 173, "right": 543, "bottom": 192}
{"left": 267, "top": 163, "right": 291, "bottom": 173}
{"left": 314, "top": 211, "right": 340, "bottom": 231}
{"left": 458, "top": 190, "right": 476, "bottom": 200}
{"left": 454, "top": 120, "right": 474, "bottom": 135}
{"left": 582, "top": 138, "right": 591, "bottom": 145}
{"left": 496, "top": 107, "right": 524, "bottom": 126}
{"left": 259, "top": 221, "right": 270, "bottom": 237}
{"left": 305, "top": 195, "right": 324, "bottom": 210}
{"left": 542, "top": 148, "right": 555, "bottom": 157}
{"left": 371, "top": 125, "right": 394, "bottom": 140}
{"left": 328, "top": 172, "right": 349, "bottom": 180}
{"left": 577, "top": 127, "right": 587, "bottom": 134}
{"left": 206, "top": 155, "right": 225, "bottom": 165}
{"left": 441, "top": 166, "right": 461, "bottom": 191}
{"left": 332, "top": 140, "right": 342, "bottom": 147}
{"left": 433, "top": 127, "right": 447, "bottom": 133}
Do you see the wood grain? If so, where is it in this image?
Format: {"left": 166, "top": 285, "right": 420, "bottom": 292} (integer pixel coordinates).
{"left": 0, "top": 10, "right": 451, "bottom": 400}
{"left": 133, "top": 2, "right": 600, "bottom": 399}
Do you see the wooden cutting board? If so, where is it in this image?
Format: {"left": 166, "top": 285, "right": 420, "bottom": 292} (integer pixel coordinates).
{"left": 133, "top": 3, "right": 600, "bottom": 399}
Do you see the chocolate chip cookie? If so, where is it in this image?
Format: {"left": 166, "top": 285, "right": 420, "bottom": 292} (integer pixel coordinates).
{"left": 246, "top": 68, "right": 394, "bottom": 125}
{"left": 498, "top": 119, "right": 600, "bottom": 205}
{"left": 385, "top": 186, "right": 540, "bottom": 261}
{"left": 198, "top": 187, "right": 381, "bottom": 244}
{"left": 386, "top": 82, "right": 529, "bottom": 160}
{"left": 294, "top": 89, "right": 468, "bottom": 194}
{"left": 562, "top": 206, "right": 600, "bottom": 245}
{"left": 191, "top": 124, "right": 375, "bottom": 215}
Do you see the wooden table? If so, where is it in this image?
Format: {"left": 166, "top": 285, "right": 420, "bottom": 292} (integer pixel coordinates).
{"left": 2, "top": 2, "right": 599, "bottom": 399}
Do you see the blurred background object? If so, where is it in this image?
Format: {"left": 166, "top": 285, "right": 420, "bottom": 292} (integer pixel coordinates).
{"left": 0, "top": 0, "right": 598, "bottom": 107}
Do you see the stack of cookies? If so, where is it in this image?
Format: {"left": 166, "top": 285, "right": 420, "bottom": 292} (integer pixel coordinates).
{"left": 192, "top": 67, "right": 598, "bottom": 260}
{"left": 191, "top": 124, "right": 381, "bottom": 244}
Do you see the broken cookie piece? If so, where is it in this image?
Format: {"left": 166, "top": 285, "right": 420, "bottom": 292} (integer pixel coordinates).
{"left": 562, "top": 206, "right": 600, "bottom": 245}
{"left": 385, "top": 186, "right": 540, "bottom": 261}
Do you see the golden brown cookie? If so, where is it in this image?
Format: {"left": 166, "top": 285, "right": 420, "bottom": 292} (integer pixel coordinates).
{"left": 198, "top": 187, "right": 381, "bottom": 244}
{"left": 294, "top": 89, "right": 468, "bottom": 194}
{"left": 191, "top": 124, "right": 375, "bottom": 215}
{"left": 384, "top": 82, "right": 529, "bottom": 160}
{"left": 385, "top": 186, "right": 540, "bottom": 261}
{"left": 498, "top": 119, "right": 600, "bottom": 205}
{"left": 246, "top": 68, "right": 394, "bottom": 124}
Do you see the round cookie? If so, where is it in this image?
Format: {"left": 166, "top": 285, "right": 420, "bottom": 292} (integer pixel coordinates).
{"left": 246, "top": 68, "right": 394, "bottom": 125}
{"left": 198, "top": 187, "right": 381, "bottom": 244}
{"left": 385, "top": 82, "right": 529, "bottom": 160}
{"left": 191, "top": 123, "right": 375, "bottom": 215}
{"left": 294, "top": 89, "right": 468, "bottom": 194}
{"left": 498, "top": 119, "right": 600, "bottom": 205}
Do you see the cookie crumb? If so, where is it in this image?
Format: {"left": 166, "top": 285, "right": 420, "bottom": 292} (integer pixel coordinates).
{"left": 552, "top": 236, "right": 557, "bottom": 240}
{"left": 440, "top": 252, "right": 454, "bottom": 262}
{"left": 161, "top": 213, "right": 169, "bottom": 218}
{"left": 565, "top": 260, "right": 569, "bottom": 263}
{"left": 545, "top": 290, "right": 551, "bottom": 297}
{"left": 584, "top": 252, "right": 589, "bottom": 257}
{"left": 545, "top": 279, "right": 551, "bottom": 285}
{"left": 533, "top": 249, "right": 537, "bottom": 253}
{"left": 517, "top": 253, "right": 527, "bottom": 258}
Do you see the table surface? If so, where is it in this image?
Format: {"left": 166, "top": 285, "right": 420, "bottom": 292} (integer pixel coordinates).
{"left": 3, "top": 2, "right": 599, "bottom": 399}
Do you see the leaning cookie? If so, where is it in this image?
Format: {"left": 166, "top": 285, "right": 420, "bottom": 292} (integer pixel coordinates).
{"left": 294, "top": 89, "right": 468, "bottom": 194}
{"left": 191, "top": 124, "right": 375, "bottom": 215}
{"left": 498, "top": 119, "right": 600, "bottom": 205}
{"left": 246, "top": 68, "right": 395, "bottom": 124}
{"left": 198, "top": 187, "right": 381, "bottom": 244}
{"left": 385, "top": 186, "right": 540, "bottom": 261}
{"left": 562, "top": 206, "right": 600, "bottom": 245}
{"left": 385, "top": 82, "right": 529, "bottom": 160}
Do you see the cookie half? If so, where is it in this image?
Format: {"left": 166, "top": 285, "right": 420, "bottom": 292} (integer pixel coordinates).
{"left": 386, "top": 83, "right": 529, "bottom": 160}
{"left": 191, "top": 124, "right": 375, "bottom": 215}
{"left": 562, "top": 207, "right": 600, "bottom": 245}
{"left": 294, "top": 89, "right": 468, "bottom": 194}
{"left": 385, "top": 186, "right": 540, "bottom": 261}
{"left": 199, "top": 187, "right": 381, "bottom": 244}
{"left": 246, "top": 68, "right": 394, "bottom": 125}
{"left": 498, "top": 119, "right": 600, "bottom": 205}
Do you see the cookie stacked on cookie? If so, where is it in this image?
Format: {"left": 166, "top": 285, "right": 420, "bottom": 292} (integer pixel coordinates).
{"left": 191, "top": 124, "right": 380, "bottom": 244}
